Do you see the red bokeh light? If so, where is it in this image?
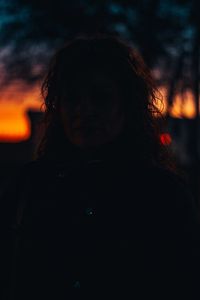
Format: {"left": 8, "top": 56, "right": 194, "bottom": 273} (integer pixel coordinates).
{"left": 160, "top": 133, "right": 172, "bottom": 146}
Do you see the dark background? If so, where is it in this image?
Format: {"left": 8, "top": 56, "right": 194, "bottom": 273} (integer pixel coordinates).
{"left": 0, "top": 0, "right": 199, "bottom": 208}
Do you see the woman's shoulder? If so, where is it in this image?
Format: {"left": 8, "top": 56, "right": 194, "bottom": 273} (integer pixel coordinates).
{"left": 0, "top": 159, "right": 55, "bottom": 228}
{"left": 0, "top": 159, "right": 51, "bottom": 199}
{"left": 143, "top": 164, "right": 189, "bottom": 190}
{"left": 146, "top": 165, "right": 197, "bottom": 218}
{"left": 20, "top": 158, "right": 51, "bottom": 172}
{"left": 16, "top": 158, "right": 57, "bottom": 179}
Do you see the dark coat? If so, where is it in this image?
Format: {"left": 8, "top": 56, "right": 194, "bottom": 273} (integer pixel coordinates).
{"left": 1, "top": 156, "right": 200, "bottom": 300}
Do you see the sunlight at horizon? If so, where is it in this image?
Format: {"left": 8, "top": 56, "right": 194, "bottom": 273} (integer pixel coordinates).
{"left": 0, "top": 83, "right": 198, "bottom": 143}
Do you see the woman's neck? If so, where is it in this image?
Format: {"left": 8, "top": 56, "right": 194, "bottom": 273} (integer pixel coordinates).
{"left": 41, "top": 130, "right": 142, "bottom": 167}
{"left": 54, "top": 131, "right": 130, "bottom": 164}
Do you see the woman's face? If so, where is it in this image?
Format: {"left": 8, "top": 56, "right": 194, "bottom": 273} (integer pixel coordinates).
{"left": 59, "top": 67, "right": 125, "bottom": 149}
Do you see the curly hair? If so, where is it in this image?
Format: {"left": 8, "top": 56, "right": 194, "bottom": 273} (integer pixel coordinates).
{"left": 35, "top": 33, "right": 175, "bottom": 171}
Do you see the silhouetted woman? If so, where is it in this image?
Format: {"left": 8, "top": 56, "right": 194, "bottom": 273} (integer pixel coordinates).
{"left": 1, "top": 34, "right": 200, "bottom": 300}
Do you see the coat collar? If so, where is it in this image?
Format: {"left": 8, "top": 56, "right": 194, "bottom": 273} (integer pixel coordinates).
{"left": 40, "top": 131, "right": 140, "bottom": 168}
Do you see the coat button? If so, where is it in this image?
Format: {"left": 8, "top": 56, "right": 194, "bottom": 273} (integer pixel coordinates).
{"left": 57, "top": 170, "right": 65, "bottom": 178}
{"left": 85, "top": 207, "right": 94, "bottom": 216}
{"left": 72, "top": 280, "right": 81, "bottom": 289}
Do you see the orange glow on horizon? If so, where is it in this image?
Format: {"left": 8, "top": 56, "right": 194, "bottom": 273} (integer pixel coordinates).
{"left": 0, "top": 110, "right": 30, "bottom": 142}
{"left": 158, "top": 87, "right": 197, "bottom": 119}
{"left": 169, "top": 90, "right": 196, "bottom": 119}
{"left": 0, "top": 81, "right": 42, "bottom": 142}
{"left": 0, "top": 82, "right": 198, "bottom": 143}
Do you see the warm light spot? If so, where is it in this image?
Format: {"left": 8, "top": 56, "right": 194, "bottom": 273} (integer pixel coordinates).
{"left": 169, "top": 90, "right": 196, "bottom": 119}
{"left": 156, "top": 87, "right": 197, "bottom": 119}
{"left": 160, "top": 133, "right": 172, "bottom": 146}
{"left": 182, "top": 94, "right": 196, "bottom": 118}
{"left": 0, "top": 109, "right": 30, "bottom": 142}
{"left": 0, "top": 81, "right": 43, "bottom": 142}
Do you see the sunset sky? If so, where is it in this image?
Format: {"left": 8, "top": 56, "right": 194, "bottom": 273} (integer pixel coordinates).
{"left": 0, "top": 81, "right": 42, "bottom": 142}
{"left": 0, "top": 0, "right": 198, "bottom": 143}
{"left": 0, "top": 82, "right": 197, "bottom": 143}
